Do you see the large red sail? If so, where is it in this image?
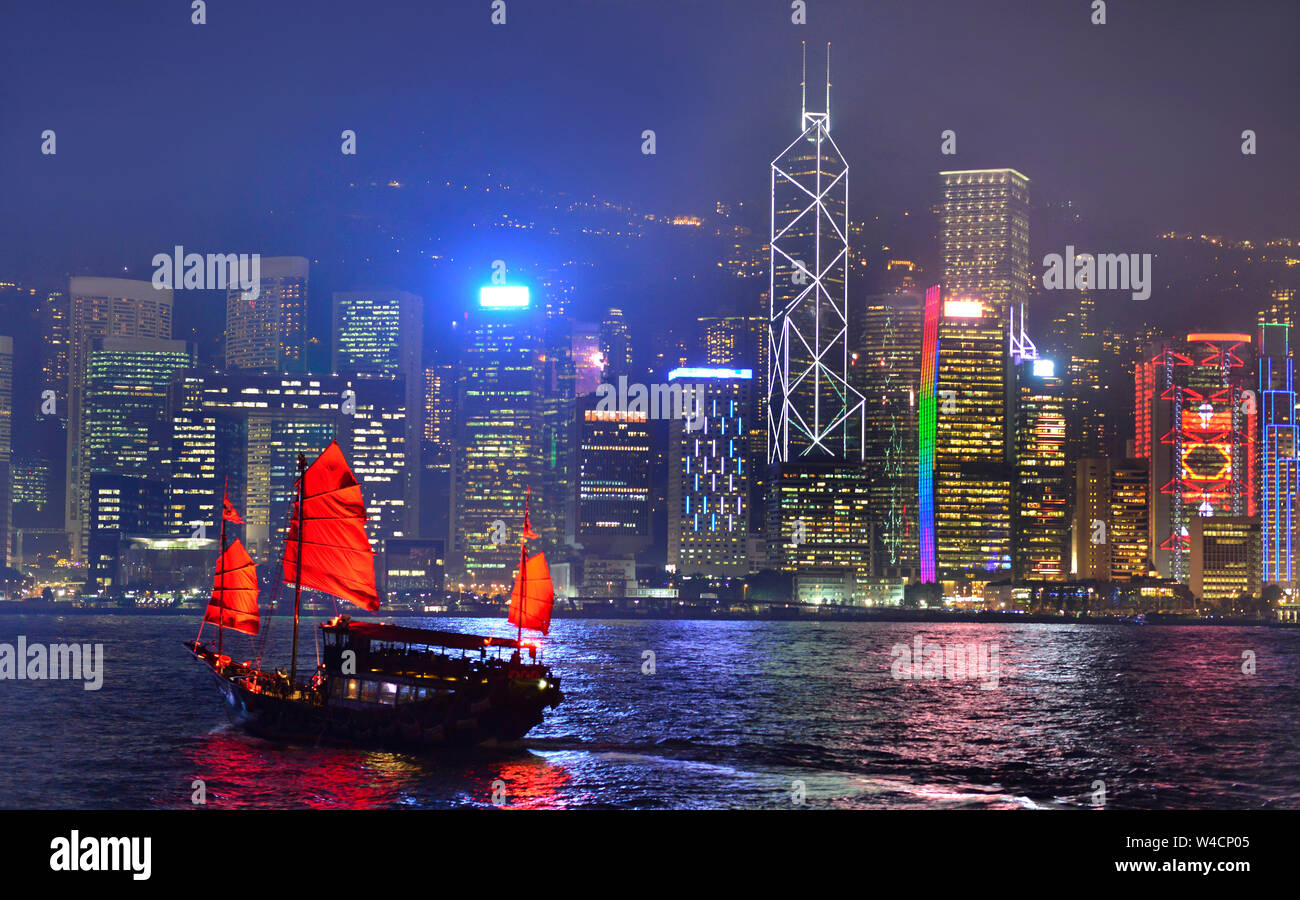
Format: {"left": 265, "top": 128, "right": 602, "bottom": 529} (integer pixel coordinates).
{"left": 508, "top": 552, "right": 554, "bottom": 635}
{"left": 204, "top": 538, "right": 259, "bottom": 635}
{"left": 281, "top": 440, "right": 380, "bottom": 611}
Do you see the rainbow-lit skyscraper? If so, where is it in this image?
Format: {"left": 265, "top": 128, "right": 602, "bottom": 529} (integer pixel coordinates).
{"left": 917, "top": 285, "right": 941, "bottom": 582}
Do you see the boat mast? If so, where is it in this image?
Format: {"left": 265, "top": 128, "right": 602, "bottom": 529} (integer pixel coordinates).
{"left": 517, "top": 488, "right": 528, "bottom": 645}
{"left": 289, "top": 452, "right": 306, "bottom": 688}
{"left": 218, "top": 476, "right": 228, "bottom": 657}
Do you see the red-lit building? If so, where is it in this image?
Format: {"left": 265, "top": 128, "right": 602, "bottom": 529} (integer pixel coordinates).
{"left": 1134, "top": 334, "right": 1257, "bottom": 583}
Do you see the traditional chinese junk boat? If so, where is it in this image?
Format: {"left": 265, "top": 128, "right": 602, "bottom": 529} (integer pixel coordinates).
{"left": 188, "top": 441, "right": 563, "bottom": 749}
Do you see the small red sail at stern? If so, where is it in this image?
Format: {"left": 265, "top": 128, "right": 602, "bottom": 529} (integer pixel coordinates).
{"left": 281, "top": 440, "right": 380, "bottom": 612}
{"left": 509, "top": 552, "right": 555, "bottom": 635}
{"left": 205, "top": 538, "right": 259, "bottom": 635}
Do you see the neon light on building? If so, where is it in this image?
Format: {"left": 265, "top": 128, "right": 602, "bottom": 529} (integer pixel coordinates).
{"left": 667, "top": 367, "right": 753, "bottom": 381}
{"left": 1148, "top": 333, "right": 1257, "bottom": 582}
{"left": 478, "top": 285, "right": 530, "bottom": 309}
{"left": 1260, "top": 323, "right": 1298, "bottom": 588}
{"left": 942, "top": 298, "right": 983, "bottom": 319}
{"left": 917, "top": 284, "right": 941, "bottom": 583}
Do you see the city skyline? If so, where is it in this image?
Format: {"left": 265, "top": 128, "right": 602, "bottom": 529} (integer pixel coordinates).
{"left": 6, "top": 0, "right": 1300, "bottom": 837}
{"left": 0, "top": 3, "right": 1295, "bottom": 617}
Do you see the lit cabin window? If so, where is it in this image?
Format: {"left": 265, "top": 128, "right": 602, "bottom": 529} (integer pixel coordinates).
{"left": 345, "top": 679, "right": 360, "bottom": 700}
{"left": 380, "top": 682, "right": 398, "bottom": 705}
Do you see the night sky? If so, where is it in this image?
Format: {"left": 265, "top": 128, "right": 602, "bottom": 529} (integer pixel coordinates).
{"left": 2, "top": 0, "right": 1296, "bottom": 303}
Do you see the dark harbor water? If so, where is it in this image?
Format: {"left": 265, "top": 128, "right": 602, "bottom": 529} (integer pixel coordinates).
{"left": 2, "top": 615, "right": 1298, "bottom": 809}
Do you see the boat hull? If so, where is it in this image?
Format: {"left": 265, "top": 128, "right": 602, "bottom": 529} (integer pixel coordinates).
{"left": 195, "top": 652, "right": 562, "bottom": 751}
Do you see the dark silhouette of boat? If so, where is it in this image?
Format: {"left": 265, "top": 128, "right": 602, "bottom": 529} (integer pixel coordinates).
{"left": 187, "top": 441, "right": 562, "bottom": 749}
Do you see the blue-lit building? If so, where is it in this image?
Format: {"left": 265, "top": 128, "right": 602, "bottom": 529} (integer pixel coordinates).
{"left": 667, "top": 367, "right": 752, "bottom": 577}
{"left": 1259, "top": 322, "right": 1300, "bottom": 620}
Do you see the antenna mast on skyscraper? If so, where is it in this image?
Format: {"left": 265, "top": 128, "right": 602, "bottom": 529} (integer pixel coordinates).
{"left": 825, "top": 42, "right": 831, "bottom": 131}
{"left": 800, "top": 40, "right": 807, "bottom": 126}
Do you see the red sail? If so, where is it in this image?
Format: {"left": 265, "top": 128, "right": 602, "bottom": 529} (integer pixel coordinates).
{"left": 204, "top": 538, "right": 259, "bottom": 635}
{"left": 281, "top": 440, "right": 380, "bottom": 611}
{"left": 508, "top": 552, "right": 554, "bottom": 635}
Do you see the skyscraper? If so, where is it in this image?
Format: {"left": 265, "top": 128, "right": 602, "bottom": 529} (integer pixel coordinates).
{"left": 453, "top": 286, "right": 545, "bottom": 589}
{"left": 224, "top": 256, "right": 308, "bottom": 371}
{"left": 667, "top": 368, "right": 752, "bottom": 577}
{"left": 1138, "top": 333, "right": 1257, "bottom": 583}
{"left": 599, "top": 308, "right": 633, "bottom": 378}
{"left": 939, "top": 169, "right": 1031, "bottom": 314}
{"left": 1258, "top": 322, "right": 1299, "bottom": 595}
{"left": 66, "top": 277, "right": 174, "bottom": 560}
{"left": 81, "top": 337, "right": 196, "bottom": 582}
{"left": 698, "top": 313, "right": 768, "bottom": 538}
{"left": 1013, "top": 357, "right": 1067, "bottom": 580}
{"left": 1073, "top": 456, "right": 1151, "bottom": 581}
{"left": 0, "top": 336, "right": 11, "bottom": 567}
{"left": 167, "top": 371, "right": 243, "bottom": 539}
{"left": 333, "top": 290, "right": 423, "bottom": 531}
{"left": 575, "top": 395, "right": 652, "bottom": 562}
{"left": 765, "top": 45, "right": 870, "bottom": 592}
{"left": 1190, "top": 515, "right": 1259, "bottom": 604}
{"left": 932, "top": 297, "right": 1013, "bottom": 576}
{"left": 767, "top": 45, "right": 864, "bottom": 463}
{"left": 41, "top": 290, "right": 69, "bottom": 410}
{"left": 856, "top": 293, "right": 923, "bottom": 579}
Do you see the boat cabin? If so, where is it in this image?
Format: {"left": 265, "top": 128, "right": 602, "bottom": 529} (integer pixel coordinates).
{"left": 318, "top": 617, "right": 544, "bottom": 708}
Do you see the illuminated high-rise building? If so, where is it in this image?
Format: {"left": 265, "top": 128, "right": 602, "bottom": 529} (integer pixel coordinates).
{"left": 166, "top": 372, "right": 243, "bottom": 539}
{"left": 1137, "top": 333, "right": 1257, "bottom": 583}
{"left": 333, "top": 290, "right": 423, "bottom": 531}
{"left": 419, "top": 358, "right": 455, "bottom": 549}
{"left": 1258, "top": 322, "right": 1300, "bottom": 603}
{"left": 1257, "top": 287, "right": 1297, "bottom": 333}
{"left": 765, "top": 45, "right": 869, "bottom": 589}
{"left": 453, "top": 286, "right": 545, "bottom": 589}
{"left": 767, "top": 44, "right": 864, "bottom": 463}
{"left": 0, "top": 336, "right": 11, "bottom": 566}
{"left": 575, "top": 395, "right": 652, "bottom": 561}
{"left": 932, "top": 297, "right": 1013, "bottom": 576}
{"left": 183, "top": 370, "right": 407, "bottom": 558}
{"left": 698, "top": 314, "right": 768, "bottom": 537}
{"left": 66, "top": 277, "right": 174, "bottom": 559}
{"left": 856, "top": 293, "right": 923, "bottom": 579}
{"left": 1109, "top": 459, "right": 1151, "bottom": 580}
{"left": 224, "top": 257, "right": 308, "bottom": 372}
{"left": 599, "top": 307, "right": 634, "bottom": 379}
{"left": 1190, "top": 515, "right": 1260, "bottom": 604}
{"left": 1073, "top": 457, "right": 1150, "bottom": 581}
{"left": 939, "top": 168, "right": 1031, "bottom": 314}
{"left": 667, "top": 368, "right": 752, "bottom": 577}
{"left": 423, "top": 361, "right": 455, "bottom": 470}
{"left": 1014, "top": 357, "right": 1067, "bottom": 580}
{"left": 81, "top": 337, "right": 195, "bottom": 581}
{"left": 572, "top": 321, "right": 604, "bottom": 397}
{"left": 41, "top": 290, "right": 69, "bottom": 407}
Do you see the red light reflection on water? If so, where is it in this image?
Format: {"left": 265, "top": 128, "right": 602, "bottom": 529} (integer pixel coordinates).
{"left": 183, "top": 730, "right": 574, "bottom": 809}
{"left": 184, "top": 731, "right": 411, "bottom": 809}
{"left": 473, "top": 756, "right": 574, "bottom": 810}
